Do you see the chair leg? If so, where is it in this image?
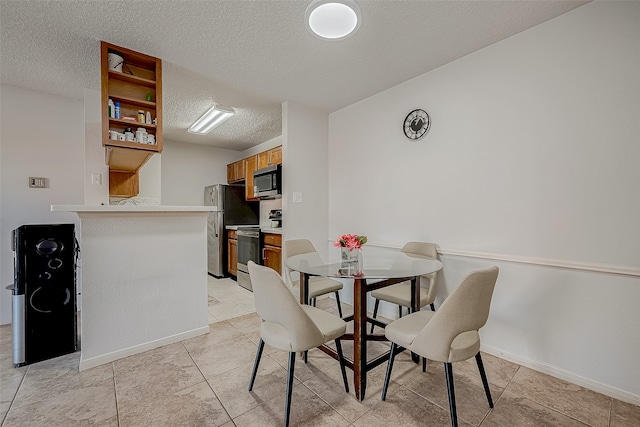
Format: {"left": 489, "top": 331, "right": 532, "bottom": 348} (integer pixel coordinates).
{"left": 335, "top": 339, "right": 349, "bottom": 393}
{"left": 303, "top": 350, "right": 308, "bottom": 363}
{"left": 285, "top": 351, "right": 296, "bottom": 427}
{"left": 312, "top": 297, "right": 316, "bottom": 307}
{"left": 430, "top": 302, "right": 435, "bottom": 311}
{"left": 398, "top": 305, "right": 403, "bottom": 319}
{"left": 444, "top": 362, "right": 458, "bottom": 427}
{"left": 422, "top": 357, "right": 427, "bottom": 372}
{"left": 381, "top": 342, "right": 397, "bottom": 400}
{"left": 335, "top": 291, "right": 343, "bottom": 318}
{"left": 248, "top": 338, "right": 265, "bottom": 391}
{"left": 475, "top": 352, "right": 494, "bottom": 408}
{"left": 370, "top": 299, "right": 380, "bottom": 334}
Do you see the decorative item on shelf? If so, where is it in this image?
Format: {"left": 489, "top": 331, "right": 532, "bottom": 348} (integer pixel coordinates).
{"left": 137, "top": 110, "right": 145, "bottom": 123}
{"left": 334, "top": 233, "right": 367, "bottom": 276}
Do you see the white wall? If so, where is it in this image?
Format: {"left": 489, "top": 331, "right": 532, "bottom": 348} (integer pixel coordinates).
{"left": 160, "top": 139, "right": 239, "bottom": 205}
{"left": 328, "top": 1, "right": 640, "bottom": 403}
{"left": 282, "top": 101, "right": 329, "bottom": 249}
{"left": 0, "top": 85, "right": 85, "bottom": 324}
{"left": 83, "top": 89, "right": 109, "bottom": 206}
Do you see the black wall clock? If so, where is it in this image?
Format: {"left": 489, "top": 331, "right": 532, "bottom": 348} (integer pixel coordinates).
{"left": 403, "top": 109, "right": 431, "bottom": 140}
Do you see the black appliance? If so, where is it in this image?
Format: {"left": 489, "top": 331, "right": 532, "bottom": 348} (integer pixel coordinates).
{"left": 253, "top": 165, "right": 282, "bottom": 199}
{"left": 205, "top": 184, "right": 259, "bottom": 277}
{"left": 236, "top": 227, "right": 261, "bottom": 291}
{"left": 11, "top": 224, "right": 78, "bottom": 366}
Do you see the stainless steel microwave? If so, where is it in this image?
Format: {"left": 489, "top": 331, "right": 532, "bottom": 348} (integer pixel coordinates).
{"left": 253, "top": 165, "right": 282, "bottom": 199}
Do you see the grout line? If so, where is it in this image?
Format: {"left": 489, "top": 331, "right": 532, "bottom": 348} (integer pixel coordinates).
{"left": 2, "top": 364, "right": 29, "bottom": 425}
{"left": 111, "top": 362, "right": 120, "bottom": 426}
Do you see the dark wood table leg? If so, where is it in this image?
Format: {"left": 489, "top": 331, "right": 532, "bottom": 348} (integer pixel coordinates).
{"left": 353, "top": 278, "right": 368, "bottom": 401}
{"left": 299, "top": 272, "right": 309, "bottom": 305}
{"left": 410, "top": 276, "right": 420, "bottom": 363}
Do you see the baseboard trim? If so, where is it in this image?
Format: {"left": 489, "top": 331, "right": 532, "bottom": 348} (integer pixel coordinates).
{"left": 480, "top": 343, "right": 640, "bottom": 406}
{"left": 78, "top": 325, "right": 209, "bottom": 371}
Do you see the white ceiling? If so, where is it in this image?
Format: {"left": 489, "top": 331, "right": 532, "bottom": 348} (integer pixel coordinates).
{"left": 1, "top": 0, "right": 588, "bottom": 151}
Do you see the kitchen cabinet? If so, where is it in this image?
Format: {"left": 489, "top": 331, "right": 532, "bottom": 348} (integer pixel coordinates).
{"left": 262, "top": 233, "right": 282, "bottom": 273}
{"left": 227, "top": 159, "right": 245, "bottom": 184}
{"left": 101, "top": 41, "right": 162, "bottom": 196}
{"left": 257, "top": 146, "right": 282, "bottom": 169}
{"left": 244, "top": 155, "right": 259, "bottom": 201}
{"left": 227, "top": 230, "right": 238, "bottom": 276}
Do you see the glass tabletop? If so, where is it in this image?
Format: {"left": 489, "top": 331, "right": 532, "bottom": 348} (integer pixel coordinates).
{"left": 285, "top": 244, "right": 442, "bottom": 279}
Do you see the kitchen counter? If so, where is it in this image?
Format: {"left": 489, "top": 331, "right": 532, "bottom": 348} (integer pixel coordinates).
{"left": 52, "top": 205, "right": 213, "bottom": 213}
{"left": 260, "top": 227, "right": 282, "bottom": 234}
{"left": 225, "top": 224, "right": 260, "bottom": 230}
{"left": 51, "top": 205, "right": 210, "bottom": 371}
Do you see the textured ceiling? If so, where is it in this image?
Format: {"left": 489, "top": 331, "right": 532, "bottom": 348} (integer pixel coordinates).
{"left": 0, "top": 0, "right": 588, "bottom": 151}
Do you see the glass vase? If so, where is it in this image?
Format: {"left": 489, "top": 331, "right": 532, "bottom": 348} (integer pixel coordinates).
{"left": 340, "top": 247, "right": 362, "bottom": 275}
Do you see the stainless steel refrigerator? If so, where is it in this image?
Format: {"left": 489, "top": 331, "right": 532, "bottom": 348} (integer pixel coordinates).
{"left": 205, "top": 184, "right": 259, "bottom": 277}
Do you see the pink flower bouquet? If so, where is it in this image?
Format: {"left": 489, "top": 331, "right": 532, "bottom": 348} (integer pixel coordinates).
{"left": 333, "top": 234, "right": 368, "bottom": 251}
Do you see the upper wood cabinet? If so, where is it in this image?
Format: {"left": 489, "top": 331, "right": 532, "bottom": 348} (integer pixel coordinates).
{"left": 227, "top": 159, "right": 245, "bottom": 183}
{"left": 227, "top": 145, "right": 282, "bottom": 189}
{"left": 244, "top": 155, "right": 258, "bottom": 201}
{"left": 101, "top": 41, "right": 162, "bottom": 174}
{"left": 257, "top": 146, "right": 282, "bottom": 169}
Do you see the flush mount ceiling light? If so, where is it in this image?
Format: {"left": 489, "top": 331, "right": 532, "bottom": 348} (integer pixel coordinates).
{"left": 188, "top": 104, "right": 235, "bottom": 135}
{"left": 305, "top": 0, "right": 361, "bottom": 40}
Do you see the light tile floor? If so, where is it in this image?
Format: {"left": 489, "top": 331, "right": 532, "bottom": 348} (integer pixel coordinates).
{"left": 1, "top": 276, "right": 639, "bottom": 426}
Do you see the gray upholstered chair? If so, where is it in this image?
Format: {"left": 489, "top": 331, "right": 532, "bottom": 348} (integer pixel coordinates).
{"left": 247, "top": 261, "right": 349, "bottom": 427}
{"left": 381, "top": 266, "right": 499, "bottom": 427}
{"left": 283, "top": 239, "right": 344, "bottom": 317}
{"left": 370, "top": 242, "right": 439, "bottom": 333}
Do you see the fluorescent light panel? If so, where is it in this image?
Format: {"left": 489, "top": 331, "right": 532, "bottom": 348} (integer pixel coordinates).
{"left": 188, "top": 104, "right": 235, "bottom": 135}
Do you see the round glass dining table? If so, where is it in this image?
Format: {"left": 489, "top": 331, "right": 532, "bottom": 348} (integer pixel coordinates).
{"left": 285, "top": 244, "right": 442, "bottom": 401}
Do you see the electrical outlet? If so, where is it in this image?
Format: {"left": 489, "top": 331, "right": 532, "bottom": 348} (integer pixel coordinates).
{"left": 29, "top": 177, "right": 47, "bottom": 188}
{"left": 91, "top": 173, "right": 102, "bottom": 185}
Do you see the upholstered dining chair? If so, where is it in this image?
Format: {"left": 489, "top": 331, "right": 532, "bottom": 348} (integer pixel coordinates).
{"left": 247, "top": 261, "right": 349, "bottom": 427}
{"left": 381, "top": 266, "right": 499, "bottom": 427}
{"left": 283, "top": 238, "right": 344, "bottom": 317}
{"left": 370, "top": 242, "right": 439, "bottom": 333}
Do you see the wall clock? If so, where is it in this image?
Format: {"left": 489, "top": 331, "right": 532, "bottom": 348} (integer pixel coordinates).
{"left": 403, "top": 109, "right": 431, "bottom": 140}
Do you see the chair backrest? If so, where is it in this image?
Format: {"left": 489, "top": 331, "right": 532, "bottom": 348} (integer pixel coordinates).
{"left": 410, "top": 266, "right": 499, "bottom": 362}
{"left": 248, "top": 261, "right": 325, "bottom": 350}
{"left": 282, "top": 239, "right": 317, "bottom": 289}
{"left": 401, "top": 242, "right": 439, "bottom": 300}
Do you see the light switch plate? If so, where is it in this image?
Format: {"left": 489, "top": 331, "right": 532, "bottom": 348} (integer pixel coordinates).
{"left": 29, "top": 177, "right": 47, "bottom": 188}
{"left": 293, "top": 192, "right": 303, "bottom": 203}
{"left": 91, "top": 173, "right": 102, "bottom": 185}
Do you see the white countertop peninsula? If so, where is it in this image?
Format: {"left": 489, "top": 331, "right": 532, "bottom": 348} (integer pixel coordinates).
{"left": 52, "top": 205, "right": 214, "bottom": 371}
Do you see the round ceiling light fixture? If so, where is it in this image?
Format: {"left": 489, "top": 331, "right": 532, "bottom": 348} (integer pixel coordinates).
{"left": 305, "top": 0, "right": 362, "bottom": 40}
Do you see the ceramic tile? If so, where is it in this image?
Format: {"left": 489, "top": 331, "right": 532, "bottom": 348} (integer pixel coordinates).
{"left": 456, "top": 351, "right": 520, "bottom": 389}
{"left": 117, "top": 380, "right": 231, "bottom": 426}
{"left": 114, "top": 352, "right": 205, "bottom": 404}
{"left": 189, "top": 334, "right": 258, "bottom": 379}
{"left": 610, "top": 398, "right": 640, "bottom": 427}
{"left": 182, "top": 320, "right": 244, "bottom": 352}
{"left": 482, "top": 389, "right": 589, "bottom": 427}
{"left": 112, "top": 342, "right": 188, "bottom": 374}
{"left": 208, "top": 354, "right": 298, "bottom": 419}
{"left": 232, "top": 379, "right": 351, "bottom": 427}
{"left": 4, "top": 375, "right": 117, "bottom": 426}
{"left": 506, "top": 367, "right": 611, "bottom": 427}
{"left": 227, "top": 312, "right": 262, "bottom": 334}
{"left": 403, "top": 359, "right": 503, "bottom": 426}
{"left": 353, "top": 386, "right": 462, "bottom": 427}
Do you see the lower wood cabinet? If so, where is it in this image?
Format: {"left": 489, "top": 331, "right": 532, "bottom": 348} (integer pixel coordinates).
{"left": 262, "top": 233, "right": 282, "bottom": 273}
{"left": 227, "top": 230, "right": 238, "bottom": 276}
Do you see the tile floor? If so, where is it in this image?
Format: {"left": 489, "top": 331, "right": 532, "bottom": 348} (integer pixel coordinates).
{"left": 1, "top": 275, "right": 639, "bottom": 426}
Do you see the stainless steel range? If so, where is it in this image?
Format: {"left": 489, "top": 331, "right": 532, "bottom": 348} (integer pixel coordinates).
{"left": 236, "top": 227, "right": 261, "bottom": 290}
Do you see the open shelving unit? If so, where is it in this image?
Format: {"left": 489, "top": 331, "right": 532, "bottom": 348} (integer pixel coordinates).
{"left": 100, "top": 41, "right": 162, "bottom": 197}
